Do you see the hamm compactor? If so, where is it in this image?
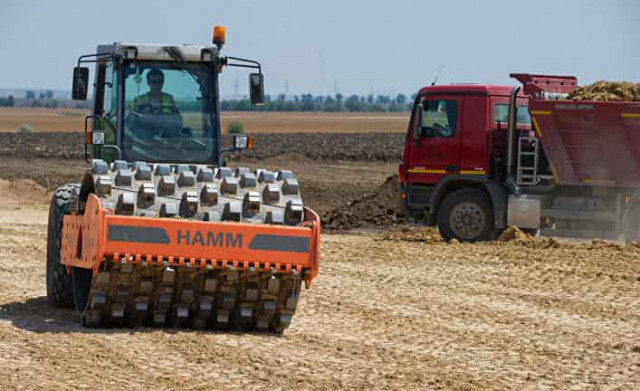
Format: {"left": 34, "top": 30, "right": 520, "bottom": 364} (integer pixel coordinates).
{"left": 46, "top": 27, "right": 320, "bottom": 332}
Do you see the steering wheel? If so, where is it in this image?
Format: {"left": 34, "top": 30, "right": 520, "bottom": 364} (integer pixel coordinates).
{"left": 127, "top": 107, "right": 184, "bottom": 139}
{"left": 432, "top": 123, "right": 450, "bottom": 137}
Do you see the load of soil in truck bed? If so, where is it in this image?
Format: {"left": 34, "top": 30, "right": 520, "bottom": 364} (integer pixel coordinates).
{"left": 569, "top": 81, "right": 640, "bottom": 101}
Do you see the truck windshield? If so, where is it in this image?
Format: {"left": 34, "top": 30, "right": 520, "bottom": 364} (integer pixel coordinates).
{"left": 121, "top": 62, "right": 216, "bottom": 163}
{"left": 494, "top": 104, "right": 531, "bottom": 125}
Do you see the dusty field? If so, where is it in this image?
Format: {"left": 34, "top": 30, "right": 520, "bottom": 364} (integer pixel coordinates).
{"left": 0, "top": 155, "right": 397, "bottom": 218}
{"left": 0, "top": 108, "right": 408, "bottom": 133}
{"left": 0, "top": 132, "right": 405, "bottom": 162}
{"left": 0, "top": 177, "right": 639, "bottom": 390}
{"left": 0, "top": 108, "right": 88, "bottom": 133}
{"left": 0, "top": 123, "right": 639, "bottom": 389}
{"left": 221, "top": 112, "right": 408, "bottom": 133}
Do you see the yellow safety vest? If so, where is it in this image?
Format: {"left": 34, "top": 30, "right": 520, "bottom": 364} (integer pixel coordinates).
{"left": 132, "top": 92, "right": 176, "bottom": 115}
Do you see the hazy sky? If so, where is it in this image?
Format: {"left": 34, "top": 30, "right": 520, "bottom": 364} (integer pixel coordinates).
{"left": 1, "top": 0, "right": 639, "bottom": 97}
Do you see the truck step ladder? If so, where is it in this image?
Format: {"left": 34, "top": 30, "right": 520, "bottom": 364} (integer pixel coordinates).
{"left": 517, "top": 136, "right": 539, "bottom": 186}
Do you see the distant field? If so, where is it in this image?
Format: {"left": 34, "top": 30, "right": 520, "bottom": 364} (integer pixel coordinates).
{"left": 0, "top": 108, "right": 88, "bottom": 132}
{"left": 0, "top": 107, "right": 408, "bottom": 133}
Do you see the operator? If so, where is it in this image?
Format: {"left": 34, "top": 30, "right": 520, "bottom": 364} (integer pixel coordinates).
{"left": 129, "top": 68, "right": 186, "bottom": 138}
{"left": 132, "top": 68, "right": 181, "bottom": 117}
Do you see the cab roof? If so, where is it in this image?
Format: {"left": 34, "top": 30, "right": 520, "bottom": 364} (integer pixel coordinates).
{"left": 419, "top": 84, "right": 518, "bottom": 97}
{"left": 96, "top": 43, "right": 218, "bottom": 62}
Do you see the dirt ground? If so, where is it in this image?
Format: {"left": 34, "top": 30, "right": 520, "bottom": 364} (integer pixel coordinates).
{"left": 0, "top": 131, "right": 405, "bottom": 162}
{"left": 0, "top": 116, "right": 639, "bottom": 390}
{"left": 0, "top": 108, "right": 407, "bottom": 134}
{"left": 0, "top": 155, "right": 397, "bottom": 218}
{"left": 0, "top": 159, "right": 639, "bottom": 390}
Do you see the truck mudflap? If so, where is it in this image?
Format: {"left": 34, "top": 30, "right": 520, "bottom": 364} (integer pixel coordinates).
{"left": 60, "top": 194, "right": 320, "bottom": 331}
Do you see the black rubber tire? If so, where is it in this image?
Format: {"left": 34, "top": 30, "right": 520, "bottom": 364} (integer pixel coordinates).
{"left": 72, "top": 266, "right": 93, "bottom": 314}
{"left": 46, "top": 183, "right": 80, "bottom": 307}
{"left": 437, "top": 188, "right": 498, "bottom": 242}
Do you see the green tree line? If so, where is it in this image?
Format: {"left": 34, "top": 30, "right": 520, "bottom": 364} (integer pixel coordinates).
{"left": 0, "top": 89, "right": 68, "bottom": 108}
{"left": 0, "top": 95, "right": 14, "bottom": 107}
{"left": 221, "top": 93, "right": 416, "bottom": 112}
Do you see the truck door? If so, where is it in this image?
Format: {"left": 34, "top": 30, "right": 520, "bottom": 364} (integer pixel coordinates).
{"left": 406, "top": 95, "right": 463, "bottom": 185}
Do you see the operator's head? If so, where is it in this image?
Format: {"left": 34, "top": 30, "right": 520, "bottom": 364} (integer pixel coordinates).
{"left": 147, "top": 68, "right": 164, "bottom": 94}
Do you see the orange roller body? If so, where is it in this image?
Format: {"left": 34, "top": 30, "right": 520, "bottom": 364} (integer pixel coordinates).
{"left": 61, "top": 194, "right": 320, "bottom": 287}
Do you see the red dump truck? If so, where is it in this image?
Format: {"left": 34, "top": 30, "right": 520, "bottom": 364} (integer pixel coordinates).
{"left": 399, "top": 73, "right": 640, "bottom": 241}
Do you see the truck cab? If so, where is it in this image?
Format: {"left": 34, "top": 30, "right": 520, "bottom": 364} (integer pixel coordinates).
{"left": 400, "top": 84, "right": 534, "bottom": 241}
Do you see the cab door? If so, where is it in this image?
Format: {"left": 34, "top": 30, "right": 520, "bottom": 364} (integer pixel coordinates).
{"left": 405, "top": 94, "right": 463, "bottom": 185}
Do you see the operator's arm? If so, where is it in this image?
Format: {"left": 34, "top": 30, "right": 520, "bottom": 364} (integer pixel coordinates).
{"left": 132, "top": 95, "right": 145, "bottom": 113}
{"left": 166, "top": 94, "right": 183, "bottom": 126}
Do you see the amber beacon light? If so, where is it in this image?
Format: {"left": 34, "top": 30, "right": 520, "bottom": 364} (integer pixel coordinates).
{"left": 213, "top": 25, "right": 226, "bottom": 46}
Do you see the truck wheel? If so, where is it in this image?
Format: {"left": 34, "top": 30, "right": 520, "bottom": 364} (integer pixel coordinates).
{"left": 438, "top": 188, "right": 498, "bottom": 242}
{"left": 46, "top": 184, "right": 80, "bottom": 307}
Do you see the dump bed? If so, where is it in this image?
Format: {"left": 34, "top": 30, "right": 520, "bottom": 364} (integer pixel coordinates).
{"left": 513, "top": 74, "right": 640, "bottom": 187}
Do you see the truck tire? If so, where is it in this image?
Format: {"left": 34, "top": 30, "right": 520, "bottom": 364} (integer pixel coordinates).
{"left": 437, "top": 188, "right": 498, "bottom": 242}
{"left": 46, "top": 183, "right": 80, "bottom": 307}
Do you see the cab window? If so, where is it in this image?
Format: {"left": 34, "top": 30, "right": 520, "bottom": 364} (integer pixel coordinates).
{"left": 494, "top": 103, "right": 531, "bottom": 125}
{"left": 418, "top": 100, "right": 458, "bottom": 138}
{"left": 120, "top": 63, "right": 215, "bottom": 163}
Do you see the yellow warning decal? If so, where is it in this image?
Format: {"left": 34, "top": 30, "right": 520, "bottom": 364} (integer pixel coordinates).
{"left": 532, "top": 116, "right": 544, "bottom": 138}
{"left": 407, "top": 168, "right": 446, "bottom": 174}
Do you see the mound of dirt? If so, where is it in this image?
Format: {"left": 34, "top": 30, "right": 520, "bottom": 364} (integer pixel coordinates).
{"left": 569, "top": 81, "right": 640, "bottom": 102}
{"left": 321, "top": 175, "right": 401, "bottom": 230}
{"left": 0, "top": 179, "right": 50, "bottom": 205}
{"left": 588, "top": 238, "right": 625, "bottom": 251}
{"left": 498, "top": 226, "right": 535, "bottom": 243}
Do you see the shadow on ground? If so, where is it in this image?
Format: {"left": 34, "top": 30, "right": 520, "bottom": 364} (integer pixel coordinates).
{"left": 0, "top": 297, "right": 88, "bottom": 333}
{"left": 0, "top": 297, "right": 280, "bottom": 336}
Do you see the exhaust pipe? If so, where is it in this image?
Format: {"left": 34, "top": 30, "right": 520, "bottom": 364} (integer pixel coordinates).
{"left": 505, "top": 85, "right": 521, "bottom": 195}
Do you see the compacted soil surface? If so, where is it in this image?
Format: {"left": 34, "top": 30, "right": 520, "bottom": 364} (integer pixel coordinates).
{"left": 0, "top": 177, "right": 639, "bottom": 390}
{"left": 0, "top": 130, "right": 638, "bottom": 390}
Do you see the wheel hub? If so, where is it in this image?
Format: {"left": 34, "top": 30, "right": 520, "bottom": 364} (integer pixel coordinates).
{"left": 450, "top": 202, "right": 486, "bottom": 240}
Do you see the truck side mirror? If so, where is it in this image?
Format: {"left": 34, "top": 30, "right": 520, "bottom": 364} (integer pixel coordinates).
{"left": 249, "top": 73, "right": 264, "bottom": 106}
{"left": 72, "top": 67, "right": 89, "bottom": 100}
